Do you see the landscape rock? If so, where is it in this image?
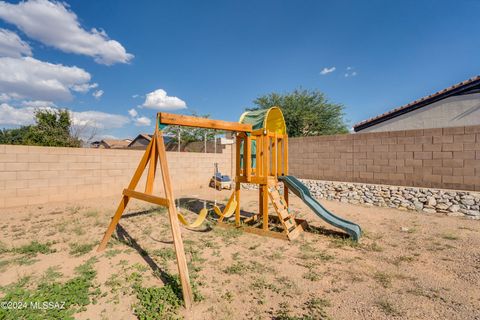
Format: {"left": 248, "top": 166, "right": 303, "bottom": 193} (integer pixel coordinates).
{"left": 427, "top": 196, "right": 437, "bottom": 207}
{"left": 240, "top": 179, "right": 480, "bottom": 219}
{"left": 449, "top": 204, "right": 460, "bottom": 212}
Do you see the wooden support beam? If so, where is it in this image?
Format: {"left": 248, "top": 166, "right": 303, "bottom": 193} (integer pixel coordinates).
{"left": 272, "top": 133, "right": 277, "bottom": 176}
{"left": 264, "top": 134, "right": 270, "bottom": 177}
{"left": 245, "top": 135, "right": 251, "bottom": 182}
{"left": 261, "top": 185, "right": 268, "bottom": 231}
{"left": 284, "top": 135, "right": 289, "bottom": 175}
{"left": 156, "top": 131, "right": 194, "bottom": 309}
{"left": 277, "top": 136, "right": 282, "bottom": 176}
{"left": 158, "top": 112, "right": 252, "bottom": 132}
{"left": 97, "top": 195, "right": 129, "bottom": 252}
{"left": 236, "top": 134, "right": 241, "bottom": 178}
{"left": 145, "top": 135, "right": 157, "bottom": 194}
{"left": 123, "top": 189, "right": 169, "bottom": 207}
{"left": 256, "top": 135, "right": 263, "bottom": 177}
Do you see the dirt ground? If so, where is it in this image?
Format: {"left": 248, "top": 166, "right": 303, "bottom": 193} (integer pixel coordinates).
{"left": 0, "top": 187, "right": 479, "bottom": 320}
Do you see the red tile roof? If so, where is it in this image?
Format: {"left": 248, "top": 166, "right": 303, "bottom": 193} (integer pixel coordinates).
{"left": 353, "top": 75, "right": 480, "bottom": 131}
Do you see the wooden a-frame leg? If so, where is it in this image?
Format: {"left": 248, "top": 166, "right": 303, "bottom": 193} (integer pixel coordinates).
{"left": 97, "top": 196, "right": 129, "bottom": 251}
{"left": 145, "top": 136, "right": 157, "bottom": 194}
{"left": 156, "top": 132, "right": 194, "bottom": 309}
{"left": 97, "top": 138, "right": 154, "bottom": 252}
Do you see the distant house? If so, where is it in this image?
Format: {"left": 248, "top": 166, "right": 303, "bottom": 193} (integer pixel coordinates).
{"left": 128, "top": 134, "right": 153, "bottom": 149}
{"left": 91, "top": 139, "right": 132, "bottom": 149}
{"left": 354, "top": 76, "right": 480, "bottom": 132}
{"left": 127, "top": 133, "right": 231, "bottom": 152}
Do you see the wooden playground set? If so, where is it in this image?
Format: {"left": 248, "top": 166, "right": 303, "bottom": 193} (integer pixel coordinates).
{"left": 96, "top": 107, "right": 361, "bottom": 308}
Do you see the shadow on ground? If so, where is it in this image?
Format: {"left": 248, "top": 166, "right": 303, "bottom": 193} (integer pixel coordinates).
{"left": 114, "top": 224, "right": 181, "bottom": 289}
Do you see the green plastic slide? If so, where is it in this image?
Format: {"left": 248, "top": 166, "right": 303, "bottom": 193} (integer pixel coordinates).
{"left": 278, "top": 175, "right": 362, "bottom": 241}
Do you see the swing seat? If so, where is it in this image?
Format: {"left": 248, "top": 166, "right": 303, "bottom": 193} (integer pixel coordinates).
{"left": 177, "top": 207, "right": 209, "bottom": 228}
{"left": 213, "top": 199, "right": 237, "bottom": 219}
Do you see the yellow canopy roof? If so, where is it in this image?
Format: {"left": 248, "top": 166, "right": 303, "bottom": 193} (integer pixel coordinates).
{"left": 239, "top": 106, "right": 286, "bottom": 135}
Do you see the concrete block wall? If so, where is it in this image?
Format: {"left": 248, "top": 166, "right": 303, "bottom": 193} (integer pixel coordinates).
{"left": 0, "top": 144, "right": 232, "bottom": 208}
{"left": 289, "top": 125, "right": 480, "bottom": 191}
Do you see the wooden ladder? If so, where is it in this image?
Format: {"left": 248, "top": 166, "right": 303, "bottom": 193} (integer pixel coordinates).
{"left": 268, "top": 181, "right": 297, "bottom": 234}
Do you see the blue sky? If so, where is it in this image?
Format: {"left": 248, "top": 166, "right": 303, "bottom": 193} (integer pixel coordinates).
{"left": 0, "top": 0, "right": 478, "bottom": 139}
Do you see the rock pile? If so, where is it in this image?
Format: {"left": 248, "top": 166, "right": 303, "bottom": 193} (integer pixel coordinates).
{"left": 241, "top": 179, "right": 480, "bottom": 219}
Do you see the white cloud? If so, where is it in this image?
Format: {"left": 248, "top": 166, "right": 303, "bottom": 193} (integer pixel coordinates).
{"left": 128, "top": 107, "right": 150, "bottom": 126}
{"left": 0, "top": 103, "right": 37, "bottom": 125}
{"left": 21, "top": 100, "right": 56, "bottom": 108}
{"left": 344, "top": 67, "right": 357, "bottom": 78}
{"left": 92, "top": 89, "right": 103, "bottom": 99}
{"left": 71, "top": 82, "right": 97, "bottom": 93}
{"left": 71, "top": 110, "right": 129, "bottom": 129}
{"left": 0, "top": 103, "right": 129, "bottom": 130}
{"left": 0, "top": 28, "right": 32, "bottom": 57}
{"left": 0, "top": 56, "right": 93, "bottom": 101}
{"left": 0, "top": 93, "right": 10, "bottom": 102}
{"left": 132, "top": 94, "right": 139, "bottom": 98}
{"left": 96, "top": 134, "right": 119, "bottom": 140}
{"left": 344, "top": 71, "right": 357, "bottom": 78}
{"left": 128, "top": 108, "right": 138, "bottom": 117}
{"left": 142, "top": 89, "right": 186, "bottom": 110}
{"left": 134, "top": 116, "right": 151, "bottom": 126}
{"left": 0, "top": 0, "right": 133, "bottom": 65}
{"left": 320, "top": 66, "right": 336, "bottom": 75}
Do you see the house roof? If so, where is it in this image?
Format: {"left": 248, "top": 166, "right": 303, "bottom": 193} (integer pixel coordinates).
{"left": 127, "top": 133, "right": 153, "bottom": 148}
{"left": 353, "top": 75, "right": 480, "bottom": 132}
{"left": 101, "top": 139, "right": 131, "bottom": 148}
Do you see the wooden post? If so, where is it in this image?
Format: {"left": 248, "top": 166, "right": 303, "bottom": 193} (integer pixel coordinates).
{"left": 277, "top": 136, "right": 282, "bottom": 176}
{"left": 97, "top": 196, "right": 129, "bottom": 252}
{"left": 272, "top": 133, "right": 277, "bottom": 177}
{"left": 145, "top": 135, "right": 157, "bottom": 194}
{"left": 245, "top": 135, "right": 251, "bottom": 182}
{"left": 264, "top": 133, "right": 270, "bottom": 177}
{"left": 284, "top": 135, "right": 288, "bottom": 175}
{"left": 258, "top": 187, "right": 262, "bottom": 222}
{"left": 236, "top": 134, "right": 241, "bottom": 178}
{"left": 156, "top": 131, "right": 194, "bottom": 309}
{"left": 261, "top": 185, "right": 268, "bottom": 230}
{"left": 235, "top": 133, "right": 241, "bottom": 226}
{"left": 256, "top": 134, "right": 263, "bottom": 178}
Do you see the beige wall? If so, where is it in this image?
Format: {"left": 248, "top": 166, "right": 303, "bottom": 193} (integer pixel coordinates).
{"left": 0, "top": 144, "right": 232, "bottom": 208}
{"left": 3, "top": 124, "right": 479, "bottom": 209}
{"left": 289, "top": 125, "right": 480, "bottom": 191}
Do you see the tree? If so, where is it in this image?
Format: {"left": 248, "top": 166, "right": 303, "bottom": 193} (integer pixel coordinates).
{"left": 251, "top": 89, "right": 349, "bottom": 137}
{"left": 0, "top": 109, "right": 81, "bottom": 147}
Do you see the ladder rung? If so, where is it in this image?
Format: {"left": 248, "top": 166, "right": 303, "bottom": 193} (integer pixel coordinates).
{"left": 284, "top": 219, "right": 295, "bottom": 229}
